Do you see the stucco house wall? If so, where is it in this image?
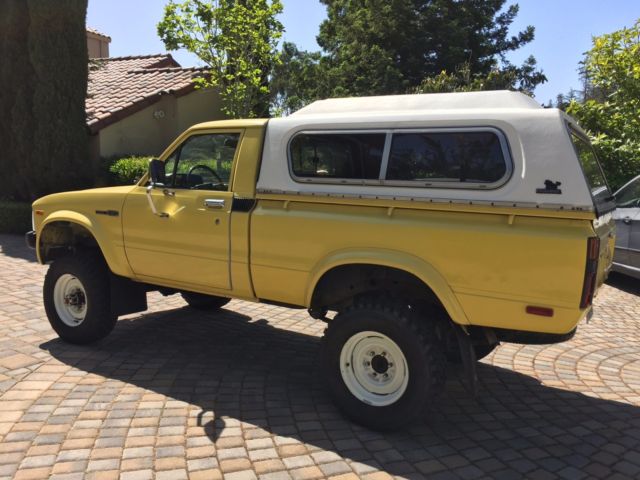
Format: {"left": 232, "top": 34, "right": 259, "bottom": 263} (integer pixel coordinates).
{"left": 175, "top": 88, "right": 226, "bottom": 135}
{"left": 96, "top": 88, "right": 222, "bottom": 159}
{"left": 84, "top": 30, "right": 225, "bottom": 165}
{"left": 87, "top": 29, "right": 110, "bottom": 59}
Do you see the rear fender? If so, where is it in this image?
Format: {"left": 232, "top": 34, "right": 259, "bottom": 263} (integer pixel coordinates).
{"left": 306, "top": 248, "right": 470, "bottom": 325}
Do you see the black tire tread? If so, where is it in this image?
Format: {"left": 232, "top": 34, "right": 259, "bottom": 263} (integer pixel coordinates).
{"left": 321, "top": 295, "right": 446, "bottom": 431}
{"left": 43, "top": 252, "right": 116, "bottom": 344}
{"left": 446, "top": 341, "right": 499, "bottom": 363}
{"left": 473, "top": 343, "right": 499, "bottom": 361}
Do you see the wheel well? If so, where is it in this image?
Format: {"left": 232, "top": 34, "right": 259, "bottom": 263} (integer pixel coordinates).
{"left": 311, "top": 264, "right": 444, "bottom": 313}
{"left": 39, "top": 222, "right": 149, "bottom": 317}
{"left": 39, "top": 221, "right": 101, "bottom": 264}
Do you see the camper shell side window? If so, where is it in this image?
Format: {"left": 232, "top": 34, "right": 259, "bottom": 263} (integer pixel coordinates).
{"left": 287, "top": 127, "right": 513, "bottom": 190}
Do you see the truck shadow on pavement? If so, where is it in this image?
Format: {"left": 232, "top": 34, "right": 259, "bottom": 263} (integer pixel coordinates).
{"left": 41, "top": 306, "right": 640, "bottom": 478}
{"left": 0, "top": 234, "right": 38, "bottom": 263}
{"left": 606, "top": 272, "right": 640, "bottom": 297}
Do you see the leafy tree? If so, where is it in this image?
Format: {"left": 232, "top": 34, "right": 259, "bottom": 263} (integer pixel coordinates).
{"left": 158, "top": 0, "right": 284, "bottom": 118}
{"left": 315, "top": 0, "right": 412, "bottom": 96}
{"left": 270, "top": 42, "right": 322, "bottom": 115}
{"left": 415, "top": 56, "right": 546, "bottom": 95}
{"left": 0, "top": 0, "right": 90, "bottom": 202}
{"left": 554, "top": 88, "right": 581, "bottom": 110}
{"left": 301, "top": 0, "right": 544, "bottom": 99}
{"left": 566, "top": 19, "right": 640, "bottom": 190}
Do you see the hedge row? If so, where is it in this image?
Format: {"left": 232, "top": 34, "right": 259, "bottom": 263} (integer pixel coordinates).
{"left": 108, "top": 156, "right": 151, "bottom": 185}
{"left": 0, "top": 154, "right": 152, "bottom": 235}
{"left": 0, "top": 200, "right": 32, "bottom": 234}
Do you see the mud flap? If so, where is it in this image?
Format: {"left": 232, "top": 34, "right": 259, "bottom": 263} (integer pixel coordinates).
{"left": 455, "top": 326, "right": 478, "bottom": 396}
{"left": 110, "top": 274, "right": 148, "bottom": 317}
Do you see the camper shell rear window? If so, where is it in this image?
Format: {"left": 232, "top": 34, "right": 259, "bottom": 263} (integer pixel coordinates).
{"left": 288, "top": 127, "right": 512, "bottom": 189}
{"left": 568, "top": 127, "right": 615, "bottom": 215}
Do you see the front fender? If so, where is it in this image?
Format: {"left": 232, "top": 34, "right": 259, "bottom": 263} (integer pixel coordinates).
{"left": 38, "top": 210, "right": 133, "bottom": 277}
{"left": 305, "top": 248, "right": 470, "bottom": 325}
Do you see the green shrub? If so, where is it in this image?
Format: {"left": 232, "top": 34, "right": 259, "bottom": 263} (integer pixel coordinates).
{"left": 0, "top": 200, "right": 32, "bottom": 234}
{"left": 108, "top": 156, "right": 151, "bottom": 185}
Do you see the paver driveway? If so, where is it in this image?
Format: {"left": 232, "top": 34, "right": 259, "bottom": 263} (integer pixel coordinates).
{"left": 0, "top": 234, "right": 639, "bottom": 480}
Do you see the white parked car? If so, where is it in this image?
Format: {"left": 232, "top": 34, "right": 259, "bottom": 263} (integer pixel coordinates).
{"left": 612, "top": 174, "right": 640, "bottom": 279}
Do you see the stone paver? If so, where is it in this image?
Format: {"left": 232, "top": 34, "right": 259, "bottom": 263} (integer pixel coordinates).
{"left": 0, "top": 233, "right": 639, "bottom": 479}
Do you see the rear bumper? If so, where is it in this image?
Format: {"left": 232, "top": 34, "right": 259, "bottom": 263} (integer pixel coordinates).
{"left": 25, "top": 231, "right": 36, "bottom": 249}
{"left": 494, "top": 326, "right": 577, "bottom": 345}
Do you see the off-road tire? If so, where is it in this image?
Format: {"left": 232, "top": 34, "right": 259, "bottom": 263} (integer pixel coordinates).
{"left": 321, "top": 296, "right": 446, "bottom": 431}
{"left": 43, "top": 253, "right": 116, "bottom": 344}
{"left": 447, "top": 343, "right": 499, "bottom": 363}
{"left": 181, "top": 292, "right": 230, "bottom": 311}
{"left": 473, "top": 343, "right": 498, "bottom": 361}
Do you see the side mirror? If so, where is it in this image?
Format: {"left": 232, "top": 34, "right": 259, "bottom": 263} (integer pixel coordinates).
{"left": 148, "top": 159, "right": 165, "bottom": 187}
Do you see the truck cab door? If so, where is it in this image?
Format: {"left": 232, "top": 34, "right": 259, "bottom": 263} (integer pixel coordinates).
{"left": 122, "top": 130, "right": 243, "bottom": 291}
{"left": 627, "top": 208, "right": 640, "bottom": 269}
{"left": 613, "top": 175, "right": 640, "bottom": 270}
{"left": 612, "top": 207, "right": 631, "bottom": 266}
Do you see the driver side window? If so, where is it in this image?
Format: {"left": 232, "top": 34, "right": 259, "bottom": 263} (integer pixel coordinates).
{"left": 165, "top": 133, "right": 240, "bottom": 191}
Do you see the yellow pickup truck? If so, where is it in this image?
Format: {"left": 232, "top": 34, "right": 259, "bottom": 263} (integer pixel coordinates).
{"left": 27, "top": 91, "right": 615, "bottom": 430}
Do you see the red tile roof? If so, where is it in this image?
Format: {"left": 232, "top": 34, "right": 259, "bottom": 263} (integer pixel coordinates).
{"left": 86, "top": 54, "right": 208, "bottom": 133}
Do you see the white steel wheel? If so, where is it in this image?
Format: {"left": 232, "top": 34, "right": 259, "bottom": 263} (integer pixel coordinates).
{"left": 339, "top": 330, "right": 409, "bottom": 407}
{"left": 53, "top": 274, "right": 88, "bottom": 327}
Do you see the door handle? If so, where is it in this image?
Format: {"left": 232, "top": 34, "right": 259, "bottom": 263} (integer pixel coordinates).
{"left": 623, "top": 216, "right": 632, "bottom": 225}
{"left": 204, "top": 198, "right": 225, "bottom": 209}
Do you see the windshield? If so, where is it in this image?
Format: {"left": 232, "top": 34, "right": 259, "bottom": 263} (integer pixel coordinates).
{"left": 569, "top": 129, "right": 615, "bottom": 215}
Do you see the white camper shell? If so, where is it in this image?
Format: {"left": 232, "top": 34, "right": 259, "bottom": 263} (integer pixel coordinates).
{"left": 258, "top": 91, "right": 613, "bottom": 215}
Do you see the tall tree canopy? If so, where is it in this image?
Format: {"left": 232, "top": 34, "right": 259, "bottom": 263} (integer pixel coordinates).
{"left": 566, "top": 19, "right": 640, "bottom": 190}
{"left": 273, "top": 0, "right": 545, "bottom": 112}
{"left": 270, "top": 42, "right": 323, "bottom": 115}
{"left": 414, "top": 56, "right": 546, "bottom": 95}
{"left": 158, "top": 0, "right": 284, "bottom": 118}
{"left": 0, "top": 0, "right": 90, "bottom": 201}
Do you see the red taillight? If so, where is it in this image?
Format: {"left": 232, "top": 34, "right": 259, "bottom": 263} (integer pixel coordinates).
{"left": 526, "top": 306, "right": 554, "bottom": 317}
{"left": 580, "top": 237, "right": 600, "bottom": 309}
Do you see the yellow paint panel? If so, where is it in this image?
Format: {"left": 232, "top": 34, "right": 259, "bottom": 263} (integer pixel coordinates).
{"left": 250, "top": 264, "right": 308, "bottom": 304}
{"left": 122, "top": 187, "right": 233, "bottom": 290}
{"left": 250, "top": 197, "right": 601, "bottom": 333}
{"left": 33, "top": 187, "right": 135, "bottom": 277}
{"left": 455, "top": 292, "right": 586, "bottom": 334}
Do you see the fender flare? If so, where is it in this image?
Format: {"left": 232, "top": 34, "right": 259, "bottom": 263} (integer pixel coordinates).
{"left": 37, "top": 210, "right": 132, "bottom": 277}
{"left": 305, "top": 248, "right": 470, "bottom": 325}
